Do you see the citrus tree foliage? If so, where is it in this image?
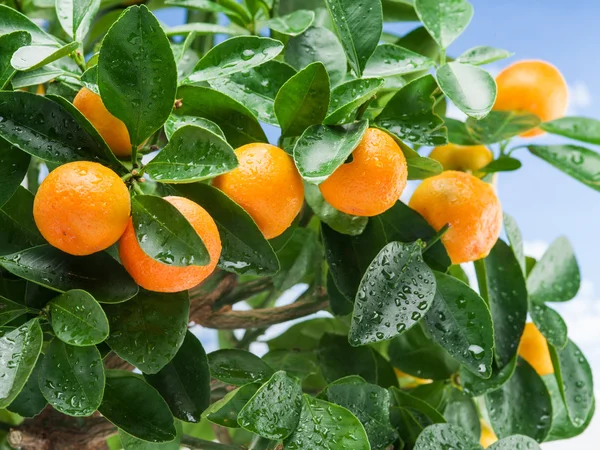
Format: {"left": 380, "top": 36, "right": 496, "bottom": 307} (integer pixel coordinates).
{"left": 0, "top": 0, "right": 596, "bottom": 449}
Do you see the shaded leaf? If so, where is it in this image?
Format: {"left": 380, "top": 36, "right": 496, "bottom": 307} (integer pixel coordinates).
{"left": 0, "top": 5, "right": 59, "bottom": 46}
{"left": 56, "top": 0, "right": 101, "bottom": 42}
{"left": 0, "top": 296, "right": 28, "bottom": 326}
{"left": 530, "top": 302, "right": 568, "bottom": 349}
{"left": 203, "top": 383, "right": 260, "bottom": 428}
{"left": 208, "top": 349, "right": 274, "bottom": 386}
{"left": 0, "top": 31, "right": 31, "bottom": 89}
{"left": 267, "top": 10, "right": 315, "bottom": 36}
{"left": 305, "top": 184, "right": 368, "bottom": 236}
{"left": 364, "top": 44, "right": 435, "bottom": 78}
{"left": 460, "top": 356, "right": 517, "bottom": 398}
{"left": 317, "top": 333, "right": 377, "bottom": 384}
{"left": 466, "top": 110, "right": 540, "bottom": 144}
{"left": 414, "top": 423, "right": 480, "bottom": 450}
{"left": 6, "top": 354, "right": 46, "bottom": 418}
{"left": 325, "top": 78, "right": 384, "bottom": 125}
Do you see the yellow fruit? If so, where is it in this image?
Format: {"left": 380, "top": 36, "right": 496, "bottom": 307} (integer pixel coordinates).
{"left": 429, "top": 144, "right": 493, "bottom": 174}
{"left": 480, "top": 420, "right": 498, "bottom": 448}
{"left": 518, "top": 322, "right": 554, "bottom": 376}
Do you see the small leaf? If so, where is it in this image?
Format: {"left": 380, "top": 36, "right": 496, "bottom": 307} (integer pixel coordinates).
{"left": 488, "top": 436, "right": 541, "bottom": 450}
{"left": 503, "top": 212, "right": 525, "bottom": 274}
{"left": 203, "top": 383, "right": 260, "bottom": 428}
{"left": 305, "top": 184, "right": 368, "bottom": 236}
{"left": 460, "top": 356, "right": 517, "bottom": 398}
{"left": 317, "top": 333, "right": 377, "bottom": 384}
{"left": 527, "top": 236, "right": 580, "bottom": 303}
{"left": 273, "top": 227, "right": 322, "bottom": 292}
{"left": 414, "top": 0, "right": 473, "bottom": 49}
{"left": 49, "top": 290, "right": 109, "bottom": 346}
{"left": 457, "top": 46, "right": 514, "bottom": 66}
{"left": 164, "top": 22, "right": 240, "bottom": 36}
{"left": 349, "top": 241, "right": 436, "bottom": 346}
{"left": 293, "top": 121, "right": 368, "bottom": 184}
{"left": 164, "top": 115, "right": 225, "bottom": 141}
{"left": 325, "top": 78, "right": 384, "bottom": 125}
{"left": 443, "top": 388, "right": 481, "bottom": 440}
{"left": 56, "top": 0, "right": 101, "bottom": 42}
{"left": 445, "top": 118, "right": 479, "bottom": 145}
{"left": 364, "top": 44, "right": 435, "bottom": 78}
{"left": 104, "top": 290, "right": 189, "bottom": 374}
{"left": 0, "top": 295, "right": 28, "bottom": 326}
{"left": 0, "top": 246, "right": 139, "bottom": 304}
{"left": 262, "top": 350, "right": 318, "bottom": 382}
{"left": 479, "top": 156, "right": 522, "bottom": 173}
{"left": 391, "top": 387, "right": 447, "bottom": 424}
{"left": 0, "top": 31, "right": 31, "bottom": 89}
{"left": 466, "top": 110, "right": 540, "bottom": 144}
{"left": 6, "top": 354, "right": 46, "bottom": 418}
{"left": 237, "top": 371, "right": 303, "bottom": 440}
{"left": 437, "top": 62, "right": 497, "bottom": 119}
{"left": 38, "top": 339, "right": 104, "bottom": 416}
{"left": 80, "top": 64, "right": 99, "bottom": 94}
{"left": 11, "top": 41, "right": 79, "bottom": 72}
{"left": 275, "top": 62, "right": 330, "bottom": 137}
{"left": 208, "top": 349, "right": 274, "bottom": 386}
{"left": 414, "top": 423, "right": 480, "bottom": 450}
{"left": 541, "top": 116, "right": 600, "bottom": 145}
{"left": 184, "top": 36, "right": 283, "bottom": 84}
{"left": 406, "top": 153, "right": 444, "bottom": 180}
{"left": 0, "top": 5, "right": 59, "bottom": 46}
{"left": 267, "top": 10, "right": 315, "bottom": 36}
{"left": 267, "top": 318, "right": 349, "bottom": 352}
{"left": 529, "top": 302, "right": 568, "bottom": 349}
{"left": 0, "top": 187, "right": 44, "bottom": 255}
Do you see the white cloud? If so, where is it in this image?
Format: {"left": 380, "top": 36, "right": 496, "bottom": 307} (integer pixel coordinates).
{"left": 566, "top": 81, "right": 592, "bottom": 116}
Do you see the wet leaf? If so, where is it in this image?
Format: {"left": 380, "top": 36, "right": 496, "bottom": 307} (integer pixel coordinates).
{"left": 541, "top": 116, "right": 600, "bottom": 145}
{"left": 0, "top": 295, "right": 27, "bottom": 326}
{"left": 273, "top": 227, "right": 322, "bottom": 292}
{"left": 119, "top": 425, "right": 181, "bottom": 450}
{"left": 56, "top": 0, "right": 100, "bottom": 42}
{"left": 164, "top": 115, "right": 225, "bottom": 141}
{"left": 443, "top": 388, "right": 480, "bottom": 440}
{"left": 414, "top": 423, "right": 480, "bottom": 450}
{"left": 0, "top": 192, "right": 42, "bottom": 256}
{"left": 305, "top": 184, "right": 368, "bottom": 236}
{"left": 503, "top": 212, "right": 525, "bottom": 273}
{"left": 529, "top": 302, "right": 568, "bottom": 349}
{"left": 203, "top": 383, "right": 260, "bottom": 428}
{"left": 0, "top": 5, "right": 59, "bottom": 46}
{"left": 414, "top": 0, "right": 473, "bottom": 49}
{"left": 80, "top": 64, "right": 99, "bottom": 94}
{"left": 267, "top": 10, "right": 315, "bottom": 36}
{"left": 262, "top": 350, "right": 318, "bottom": 382}
{"left": 0, "top": 31, "right": 31, "bottom": 89}
{"left": 466, "top": 110, "right": 540, "bottom": 144}
{"left": 488, "top": 436, "right": 541, "bottom": 450}
{"left": 391, "top": 387, "right": 446, "bottom": 424}
{"left": 6, "top": 354, "right": 46, "bottom": 418}
{"left": 317, "top": 333, "right": 377, "bottom": 384}
{"left": 267, "top": 318, "right": 348, "bottom": 352}
{"left": 460, "top": 356, "right": 517, "bottom": 398}
{"left": 364, "top": 44, "right": 435, "bottom": 78}
{"left": 208, "top": 349, "right": 274, "bottom": 386}
{"left": 457, "top": 46, "right": 514, "bottom": 66}
{"left": 325, "top": 78, "right": 384, "bottom": 125}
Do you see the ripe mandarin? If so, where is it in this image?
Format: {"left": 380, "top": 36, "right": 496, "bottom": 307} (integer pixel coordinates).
{"left": 119, "top": 196, "right": 221, "bottom": 293}
{"left": 429, "top": 144, "right": 492, "bottom": 174}
{"left": 33, "top": 161, "right": 130, "bottom": 256}
{"left": 319, "top": 128, "right": 408, "bottom": 216}
{"left": 213, "top": 143, "right": 304, "bottom": 239}
{"left": 480, "top": 420, "right": 498, "bottom": 448}
{"left": 518, "top": 322, "right": 554, "bottom": 376}
{"left": 409, "top": 171, "right": 502, "bottom": 264}
{"left": 493, "top": 60, "right": 568, "bottom": 137}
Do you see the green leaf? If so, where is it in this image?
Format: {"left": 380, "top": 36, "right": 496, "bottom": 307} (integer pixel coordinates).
{"left": 208, "top": 349, "right": 274, "bottom": 386}
{"left": 293, "top": 121, "right": 368, "bottom": 184}
{"left": 305, "top": 184, "right": 367, "bottom": 236}
{"left": 0, "top": 319, "right": 43, "bottom": 408}
{"left": 466, "top": 110, "right": 540, "bottom": 144}
{"left": 164, "top": 23, "right": 241, "bottom": 37}
{"left": 262, "top": 350, "right": 319, "bottom": 382}
{"left": 98, "top": 5, "right": 177, "bottom": 147}
{"left": 174, "top": 85, "right": 267, "bottom": 147}
{"left": 275, "top": 62, "right": 330, "bottom": 137}
{"left": 207, "top": 60, "right": 296, "bottom": 126}
{"left": 104, "top": 290, "right": 189, "bottom": 374}
{"left": 528, "top": 144, "right": 600, "bottom": 192}
{"left": 119, "top": 426, "right": 181, "bottom": 450}
{"left": 273, "top": 227, "right": 322, "bottom": 292}
{"left": 349, "top": 241, "right": 436, "bottom": 346}
{"left": 131, "top": 195, "right": 209, "bottom": 267}
{"left": 503, "top": 212, "right": 525, "bottom": 273}
{"left": 479, "top": 239, "right": 528, "bottom": 368}
{"left": 485, "top": 358, "right": 552, "bottom": 442}
{"left": 0, "top": 246, "right": 138, "bottom": 304}
{"left": 0, "top": 295, "right": 28, "bottom": 326}
{"left": 237, "top": 371, "right": 303, "bottom": 440}
{"left": 56, "top": 0, "right": 101, "bottom": 42}
{"left": 49, "top": 290, "right": 109, "bottom": 346}
{"left": 0, "top": 31, "right": 31, "bottom": 89}
{"left": 391, "top": 387, "right": 446, "bottom": 424}
{"left": 324, "top": 0, "right": 382, "bottom": 76}
{"left": 457, "top": 46, "right": 514, "bottom": 66}
{"left": 437, "top": 62, "right": 497, "bottom": 119}
{"left": 144, "top": 331, "right": 210, "bottom": 423}
{"left": 364, "top": 44, "right": 435, "bottom": 78}
{"left": 99, "top": 371, "right": 176, "bottom": 443}
{"left": 445, "top": 118, "right": 479, "bottom": 145}
{"left": 184, "top": 36, "right": 283, "bottom": 84}
{"left": 325, "top": 78, "right": 384, "bottom": 125}
{"left": 11, "top": 41, "right": 79, "bottom": 72}
{"left": 414, "top": 0, "right": 473, "bottom": 49}
{"left": 550, "top": 339, "right": 595, "bottom": 428}
{"left": 375, "top": 74, "right": 447, "bottom": 146}
{"left": 7, "top": 354, "right": 46, "bottom": 418}
{"left": 11, "top": 61, "right": 79, "bottom": 89}
{"left": 267, "top": 10, "right": 315, "bottom": 36}
{"left": 203, "top": 382, "right": 260, "bottom": 428}
{"left": 381, "top": 0, "right": 418, "bottom": 21}
{"left": 80, "top": 64, "right": 99, "bottom": 94}
{"left": 284, "top": 394, "right": 370, "bottom": 449}
{"left": 175, "top": 183, "right": 279, "bottom": 276}
{"left": 443, "top": 388, "right": 480, "bottom": 440}
{"left": 479, "top": 156, "right": 522, "bottom": 174}
{"left": 285, "top": 26, "right": 346, "bottom": 86}
{"left": 414, "top": 423, "right": 480, "bottom": 450}
{"left": 460, "top": 356, "right": 517, "bottom": 398}
{"left": 530, "top": 302, "right": 568, "bottom": 349}
{"left": 267, "top": 318, "right": 348, "bottom": 352}
{"left": 38, "top": 339, "right": 104, "bottom": 416}
{"left": 406, "top": 153, "right": 444, "bottom": 180}
{"left": 317, "top": 333, "right": 377, "bottom": 384}
{"left": 164, "top": 115, "right": 225, "bottom": 141}
{"left": 527, "top": 236, "right": 580, "bottom": 303}
{"left": 0, "top": 4, "right": 59, "bottom": 46}
{"left": 488, "top": 436, "right": 541, "bottom": 450}
{"left": 0, "top": 187, "right": 43, "bottom": 256}
{"left": 541, "top": 116, "right": 600, "bottom": 145}
{"left": 424, "top": 271, "right": 493, "bottom": 378}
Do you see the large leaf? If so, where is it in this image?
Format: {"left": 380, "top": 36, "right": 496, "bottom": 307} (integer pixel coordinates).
{"left": 541, "top": 116, "right": 600, "bottom": 145}
{"left": 175, "top": 183, "right": 279, "bottom": 276}
{"left": 317, "top": 333, "right": 377, "bottom": 384}
{"left": 364, "top": 44, "right": 435, "bottom": 78}
{"left": 414, "top": 423, "right": 480, "bottom": 450}
{"left": 425, "top": 271, "right": 494, "bottom": 378}
{"left": 203, "top": 382, "right": 260, "bottom": 428}
{"left": 38, "top": 339, "right": 104, "bottom": 416}
{"left": 49, "top": 290, "right": 109, "bottom": 346}
{"left": 6, "top": 354, "right": 46, "bottom": 418}
{"left": 293, "top": 120, "right": 368, "bottom": 184}
{"left": 208, "top": 349, "right": 274, "bottom": 386}
{"left": 305, "top": 184, "right": 368, "bottom": 236}
{"left": 466, "top": 111, "right": 540, "bottom": 144}
{"left": 0, "top": 32, "right": 31, "bottom": 89}
{"left": 131, "top": 195, "right": 209, "bottom": 266}
{"left": 98, "top": 5, "right": 177, "bottom": 147}
{"left": 184, "top": 36, "right": 283, "bottom": 84}
{"left": 267, "top": 10, "right": 315, "bottom": 36}
{"left": 0, "top": 187, "right": 44, "bottom": 256}
{"left": 144, "top": 331, "right": 211, "bottom": 423}
{"left": 325, "top": 78, "right": 384, "bottom": 125}
{"left": 56, "top": 0, "right": 101, "bottom": 42}
{"left": 0, "top": 5, "right": 59, "bottom": 46}
{"left": 275, "top": 62, "right": 330, "bottom": 137}
{"left": 164, "top": 115, "right": 225, "bottom": 141}
{"left": 104, "top": 290, "right": 189, "bottom": 374}
{"left": 0, "top": 246, "right": 138, "bottom": 304}
{"left": 414, "top": 0, "right": 473, "bottom": 49}
{"left": 349, "top": 241, "right": 436, "bottom": 346}
{"left": 457, "top": 46, "right": 514, "bottom": 66}
{"left": 99, "top": 371, "right": 176, "bottom": 443}
{"left": 0, "top": 319, "right": 43, "bottom": 408}
{"left": 527, "top": 236, "right": 580, "bottom": 303}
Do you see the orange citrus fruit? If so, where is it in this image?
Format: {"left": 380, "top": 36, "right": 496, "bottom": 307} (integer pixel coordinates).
{"left": 394, "top": 368, "right": 431, "bottom": 388}
{"left": 518, "top": 322, "right": 554, "bottom": 376}
{"left": 319, "top": 128, "right": 408, "bottom": 217}
{"left": 429, "top": 144, "right": 492, "bottom": 174}
{"left": 33, "top": 161, "right": 130, "bottom": 256}
{"left": 119, "top": 196, "right": 221, "bottom": 293}
{"left": 480, "top": 420, "right": 498, "bottom": 448}
{"left": 73, "top": 87, "right": 132, "bottom": 157}
{"left": 493, "top": 60, "right": 568, "bottom": 137}
{"left": 409, "top": 171, "right": 502, "bottom": 264}
{"left": 212, "top": 143, "right": 304, "bottom": 240}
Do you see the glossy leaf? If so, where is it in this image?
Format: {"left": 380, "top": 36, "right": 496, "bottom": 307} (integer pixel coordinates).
{"left": 275, "top": 62, "right": 330, "bottom": 137}
{"left": 0, "top": 32, "right": 31, "bottom": 89}
{"left": 80, "top": 64, "right": 99, "bottom": 94}
{"left": 12, "top": 41, "right": 82, "bottom": 72}
{"left": 119, "top": 427, "right": 181, "bottom": 450}
{"left": 267, "top": 10, "right": 315, "bottom": 36}
{"left": 56, "top": 0, "right": 101, "bottom": 41}
{"left": 293, "top": 120, "right": 368, "bottom": 184}
{"left": 203, "top": 383, "right": 260, "bottom": 428}
{"left": 460, "top": 356, "right": 517, "bottom": 398}
{"left": 305, "top": 184, "right": 368, "bottom": 236}
{"left": 208, "top": 349, "right": 274, "bottom": 385}
{"left": 0, "top": 187, "right": 44, "bottom": 255}
{"left": 262, "top": 350, "right": 319, "bottom": 382}
{"left": 317, "top": 333, "right": 377, "bottom": 384}
{"left": 49, "top": 290, "right": 109, "bottom": 346}
{"left": 7, "top": 354, "right": 46, "bottom": 418}
{"left": 541, "top": 116, "right": 600, "bottom": 145}
{"left": 457, "top": 46, "right": 514, "bottom": 65}
{"left": 391, "top": 387, "right": 446, "bottom": 424}
{"left": 98, "top": 5, "right": 177, "bottom": 146}
{"left": 99, "top": 371, "right": 176, "bottom": 443}
{"left": 164, "top": 23, "right": 239, "bottom": 36}
{"left": 480, "top": 156, "right": 522, "bottom": 173}
{"left": 466, "top": 110, "right": 540, "bottom": 144}
{"left": 273, "top": 227, "right": 322, "bottom": 292}
{"left": 144, "top": 331, "right": 211, "bottom": 423}
{"left": 349, "top": 241, "right": 436, "bottom": 346}
{"left": 503, "top": 212, "right": 525, "bottom": 273}
{"left": 414, "top": 0, "right": 473, "bottom": 49}
{"left": 164, "top": 115, "right": 225, "bottom": 141}
{"left": 325, "top": 78, "right": 384, "bottom": 125}
{"left": 184, "top": 36, "right": 283, "bottom": 84}
{"left": 414, "top": 423, "right": 480, "bottom": 450}
{"left": 237, "top": 371, "right": 303, "bottom": 440}
{"left": 175, "top": 183, "right": 279, "bottom": 276}
{"left": 0, "top": 5, "right": 59, "bottom": 46}
{"left": 443, "top": 388, "right": 480, "bottom": 440}
{"left": 0, "top": 319, "right": 43, "bottom": 408}
{"left": 0, "top": 295, "right": 27, "bottom": 326}
{"left": 527, "top": 236, "right": 580, "bottom": 303}
{"left": 405, "top": 152, "right": 444, "bottom": 180}
{"left": 364, "top": 44, "right": 435, "bottom": 78}
{"left": 445, "top": 118, "right": 479, "bottom": 145}
{"left": 437, "top": 62, "right": 497, "bottom": 119}
{"left": 0, "top": 246, "right": 138, "bottom": 304}
{"left": 530, "top": 302, "right": 568, "bottom": 349}
{"left": 104, "top": 290, "right": 189, "bottom": 374}
{"left": 38, "top": 339, "right": 104, "bottom": 416}
{"left": 488, "top": 436, "right": 541, "bottom": 450}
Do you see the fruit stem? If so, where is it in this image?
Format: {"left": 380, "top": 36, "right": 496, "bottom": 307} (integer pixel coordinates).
{"left": 132, "top": 181, "right": 144, "bottom": 195}
{"left": 439, "top": 49, "right": 447, "bottom": 66}
{"left": 422, "top": 223, "right": 450, "bottom": 253}
{"left": 474, "top": 258, "right": 490, "bottom": 306}
{"left": 73, "top": 50, "right": 86, "bottom": 72}
{"left": 121, "top": 173, "right": 133, "bottom": 182}
{"left": 131, "top": 144, "right": 138, "bottom": 169}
